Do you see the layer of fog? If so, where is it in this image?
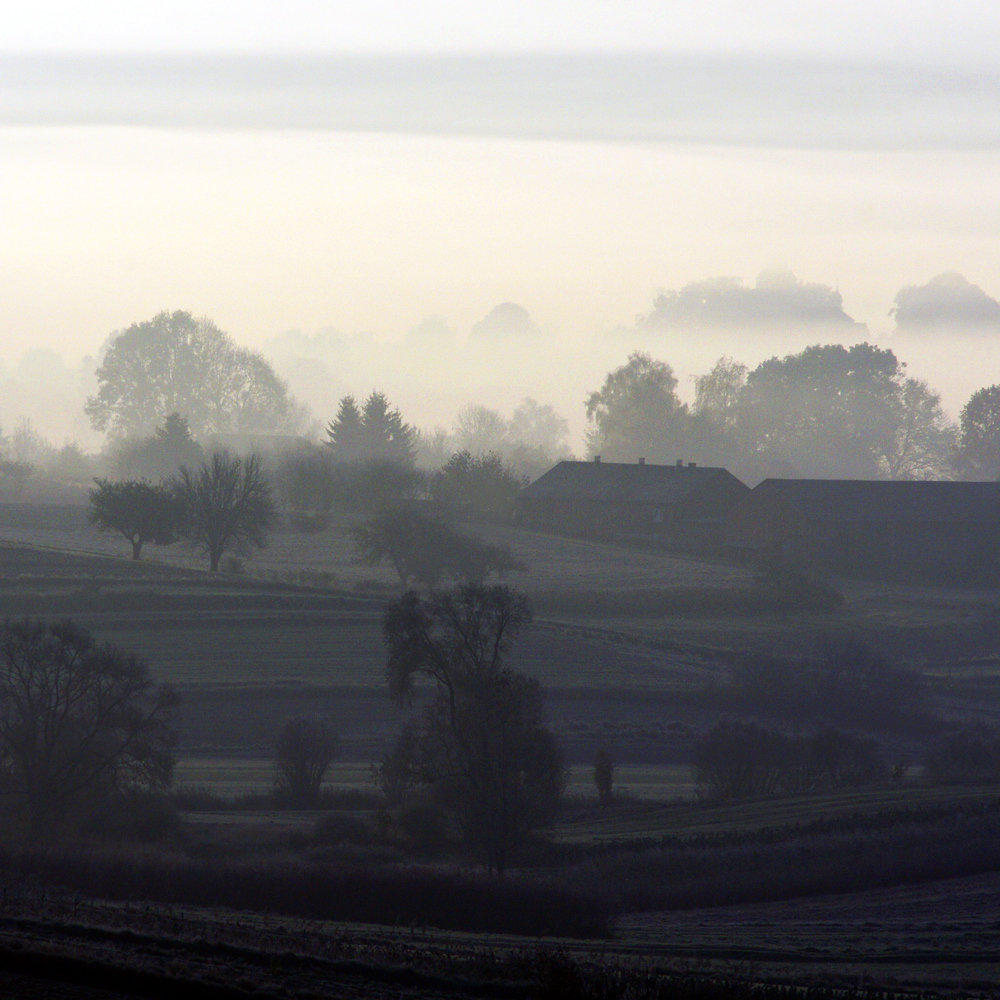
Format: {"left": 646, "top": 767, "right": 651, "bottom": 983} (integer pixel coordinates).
{"left": 2, "top": 54, "right": 1000, "bottom": 149}
{"left": 2, "top": 115, "right": 1000, "bottom": 456}
{"left": 7, "top": 269, "right": 1000, "bottom": 462}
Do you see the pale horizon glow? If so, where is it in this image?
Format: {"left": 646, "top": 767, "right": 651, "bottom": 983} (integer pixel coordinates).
{"left": 1, "top": 125, "right": 999, "bottom": 450}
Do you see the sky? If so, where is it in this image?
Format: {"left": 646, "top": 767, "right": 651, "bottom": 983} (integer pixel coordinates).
{"left": 1, "top": 4, "right": 999, "bottom": 449}
{"left": 4, "top": 1, "right": 1000, "bottom": 65}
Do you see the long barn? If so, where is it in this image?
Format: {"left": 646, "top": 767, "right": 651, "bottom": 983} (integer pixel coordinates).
{"left": 517, "top": 458, "right": 750, "bottom": 553}
{"left": 726, "top": 478, "right": 1000, "bottom": 581}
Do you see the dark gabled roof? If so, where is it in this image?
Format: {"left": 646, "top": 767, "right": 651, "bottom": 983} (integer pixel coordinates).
{"left": 756, "top": 478, "right": 1000, "bottom": 522}
{"left": 523, "top": 460, "right": 741, "bottom": 506}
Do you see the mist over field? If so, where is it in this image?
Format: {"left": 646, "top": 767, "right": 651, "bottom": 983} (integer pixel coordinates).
{"left": 1, "top": 54, "right": 1000, "bottom": 451}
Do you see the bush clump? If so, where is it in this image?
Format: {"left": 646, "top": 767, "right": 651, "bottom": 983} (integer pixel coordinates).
{"left": 694, "top": 721, "right": 888, "bottom": 800}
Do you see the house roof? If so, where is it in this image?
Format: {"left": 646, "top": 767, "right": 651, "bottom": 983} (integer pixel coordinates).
{"left": 754, "top": 478, "right": 1000, "bottom": 522}
{"left": 523, "top": 460, "right": 741, "bottom": 506}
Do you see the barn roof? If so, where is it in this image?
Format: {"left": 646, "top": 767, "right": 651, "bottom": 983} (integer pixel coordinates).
{"left": 755, "top": 478, "right": 1000, "bottom": 522}
{"left": 523, "top": 460, "right": 741, "bottom": 506}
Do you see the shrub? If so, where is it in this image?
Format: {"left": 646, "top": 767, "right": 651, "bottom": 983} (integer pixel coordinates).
{"left": 924, "top": 726, "right": 1000, "bottom": 784}
{"left": 593, "top": 747, "right": 614, "bottom": 807}
{"left": 0, "top": 846, "right": 612, "bottom": 937}
{"left": 394, "top": 801, "right": 453, "bottom": 857}
{"left": 694, "top": 722, "right": 888, "bottom": 800}
{"left": 430, "top": 450, "right": 528, "bottom": 520}
{"left": 728, "top": 642, "right": 928, "bottom": 732}
{"left": 273, "top": 715, "right": 338, "bottom": 808}
{"left": 313, "top": 812, "right": 375, "bottom": 846}
{"left": 79, "top": 791, "right": 181, "bottom": 843}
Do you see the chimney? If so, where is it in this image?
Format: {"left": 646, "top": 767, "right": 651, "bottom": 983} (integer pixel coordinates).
{"left": 688, "top": 462, "right": 697, "bottom": 468}
{"left": 593, "top": 455, "right": 601, "bottom": 463}
{"left": 638, "top": 457, "right": 645, "bottom": 465}
{"left": 676, "top": 459, "right": 683, "bottom": 467}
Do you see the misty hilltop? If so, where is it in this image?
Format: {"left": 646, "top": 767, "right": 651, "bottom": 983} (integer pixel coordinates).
{"left": 892, "top": 273, "right": 1000, "bottom": 333}
{"left": 641, "top": 270, "right": 863, "bottom": 333}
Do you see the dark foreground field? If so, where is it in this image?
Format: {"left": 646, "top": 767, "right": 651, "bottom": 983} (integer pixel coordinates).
{"left": 5, "top": 507, "right": 1000, "bottom": 996}
{"left": 5, "top": 873, "right": 1000, "bottom": 998}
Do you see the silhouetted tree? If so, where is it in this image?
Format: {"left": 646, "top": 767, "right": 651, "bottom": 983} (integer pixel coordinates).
{"left": 594, "top": 746, "right": 614, "bottom": 807}
{"left": 693, "top": 356, "right": 748, "bottom": 433}
{"left": 695, "top": 722, "right": 790, "bottom": 800}
{"left": 508, "top": 397, "right": 571, "bottom": 457}
{"left": 882, "top": 377, "right": 955, "bottom": 480}
{"left": 89, "top": 478, "right": 179, "bottom": 560}
{"left": 274, "top": 444, "right": 341, "bottom": 529}
{"left": 453, "top": 405, "right": 509, "bottom": 455}
{"left": 325, "top": 396, "right": 365, "bottom": 462}
{"left": 112, "top": 413, "right": 204, "bottom": 481}
{"left": 86, "top": 311, "right": 291, "bottom": 438}
{"left": 382, "top": 585, "right": 564, "bottom": 874}
{"left": 953, "top": 385, "right": 1000, "bottom": 479}
{"left": 585, "top": 352, "right": 690, "bottom": 462}
{"left": 924, "top": 726, "right": 1000, "bottom": 784}
{"left": 326, "top": 391, "right": 416, "bottom": 466}
{"left": 736, "top": 343, "right": 953, "bottom": 480}
{"left": 173, "top": 451, "right": 277, "bottom": 571}
{"left": 0, "top": 618, "right": 176, "bottom": 834}
{"left": 695, "top": 721, "right": 887, "bottom": 801}
{"left": 430, "top": 451, "right": 528, "bottom": 520}
{"left": 273, "top": 715, "right": 338, "bottom": 808}
{"left": 352, "top": 507, "right": 525, "bottom": 589}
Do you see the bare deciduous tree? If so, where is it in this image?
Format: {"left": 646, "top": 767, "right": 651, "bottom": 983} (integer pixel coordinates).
{"left": 273, "top": 715, "right": 338, "bottom": 808}
{"left": 382, "top": 585, "right": 564, "bottom": 874}
{"left": 0, "top": 618, "right": 176, "bottom": 834}
{"left": 174, "top": 451, "right": 277, "bottom": 571}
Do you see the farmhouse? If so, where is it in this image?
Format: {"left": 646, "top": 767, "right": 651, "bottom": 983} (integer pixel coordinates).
{"left": 726, "top": 478, "right": 1000, "bottom": 581}
{"left": 517, "top": 458, "right": 750, "bottom": 553}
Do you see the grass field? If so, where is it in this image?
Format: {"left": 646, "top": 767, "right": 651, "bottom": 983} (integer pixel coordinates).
{"left": 0, "top": 502, "right": 753, "bottom": 592}
{"left": 173, "top": 757, "right": 696, "bottom": 801}
{"left": 616, "top": 870, "right": 1000, "bottom": 993}
{"left": 3, "top": 504, "right": 1000, "bottom": 783}
{"left": 8, "top": 509, "right": 1000, "bottom": 995}
{"left": 552, "top": 782, "right": 1000, "bottom": 843}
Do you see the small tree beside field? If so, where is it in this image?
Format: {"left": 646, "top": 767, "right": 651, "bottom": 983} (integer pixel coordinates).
{"left": 352, "top": 507, "right": 525, "bottom": 589}
{"left": 89, "top": 478, "right": 179, "bottom": 560}
{"left": 173, "top": 451, "right": 277, "bottom": 571}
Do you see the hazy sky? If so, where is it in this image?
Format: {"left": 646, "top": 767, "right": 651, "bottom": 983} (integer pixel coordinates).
{"left": 4, "top": 1, "right": 1000, "bottom": 66}
{"left": 1, "top": 7, "right": 999, "bottom": 448}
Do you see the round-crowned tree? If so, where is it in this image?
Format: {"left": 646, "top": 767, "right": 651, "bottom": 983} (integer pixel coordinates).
{"left": 86, "top": 311, "right": 291, "bottom": 440}
{"left": 88, "top": 478, "right": 179, "bottom": 560}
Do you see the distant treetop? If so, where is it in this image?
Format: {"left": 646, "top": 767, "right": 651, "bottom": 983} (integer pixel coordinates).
{"left": 641, "top": 270, "right": 860, "bottom": 330}
{"left": 86, "top": 310, "right": 291, "bottom": 440}
{"left": 892, "top": 273, "right": 1000, "bottom": 331}
{"left": 325, "top": 391, "right": 416, "bottom": 466}
{"left": 470, "top": 303, "right": 537, "bottom": 340}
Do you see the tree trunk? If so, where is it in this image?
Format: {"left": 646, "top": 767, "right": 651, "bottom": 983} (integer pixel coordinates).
{"left": 131, "top": 539, "right": 143, "bottom": 560}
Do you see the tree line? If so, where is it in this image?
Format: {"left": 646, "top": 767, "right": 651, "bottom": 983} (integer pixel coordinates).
{"left": 86, "top": 310, "right": 1000, "bottom": 489}
{"left": 586, "top": 343, "right": 1000, "bottom": 482}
